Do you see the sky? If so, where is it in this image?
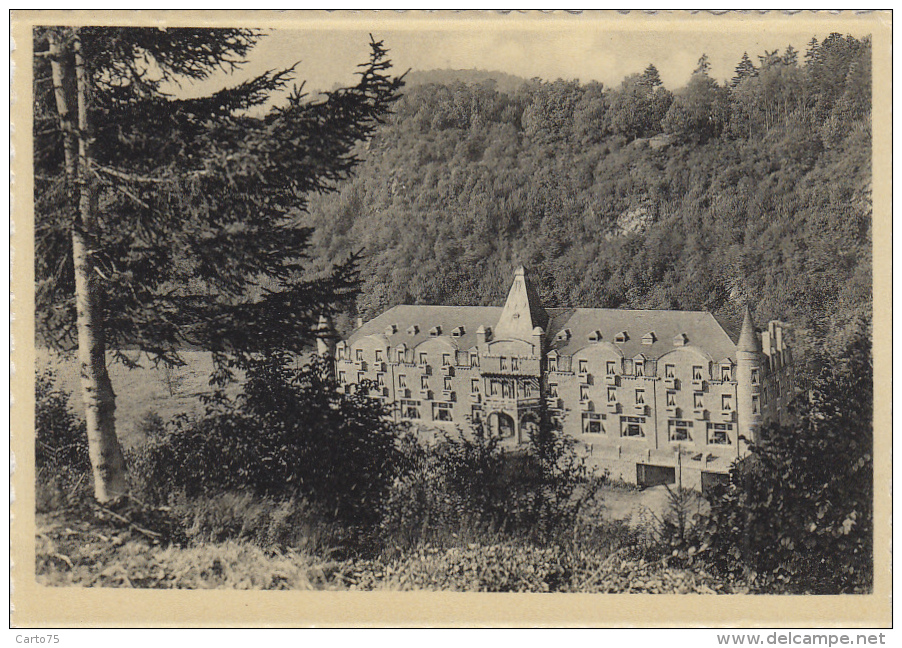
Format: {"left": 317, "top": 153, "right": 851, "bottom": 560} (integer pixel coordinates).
{"left": 172, "top": 13, "right": 875, "bottom": 102}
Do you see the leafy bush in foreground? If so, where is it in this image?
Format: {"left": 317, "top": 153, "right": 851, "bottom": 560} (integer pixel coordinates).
{"left": 706, "top": 329, "right": 873, "bottom": 593}
{"left": 130, "top": 353, "right": 405, "bottom": 529}
{"left": 35, "top": 369, "right": 92, "bottom": 510}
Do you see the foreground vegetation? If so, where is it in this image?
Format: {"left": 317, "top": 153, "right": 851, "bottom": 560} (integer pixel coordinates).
{"left": 37, "top": 333, "right": 872, "bottom": 594}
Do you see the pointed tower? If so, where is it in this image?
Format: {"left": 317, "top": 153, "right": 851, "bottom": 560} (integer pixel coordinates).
{"left": 736, "top": 305, "right": 764, "bottom": 447}
{"left": 315, "top": 314, "right": 337, "bottom": 359}
{"left": 494, "top": 266, "right": 549, "bottom": 343}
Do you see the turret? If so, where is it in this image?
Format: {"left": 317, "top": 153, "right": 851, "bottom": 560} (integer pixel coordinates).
{"left": 315, "top": 314, "right": 337, "bottom": 359}
{"left": 531, "top": 326, "right": 545, "bottom": 357}
{"left": 736, "top": 306, "right": 764, "bottom": 446}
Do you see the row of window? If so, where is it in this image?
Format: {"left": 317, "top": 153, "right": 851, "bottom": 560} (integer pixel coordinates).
{"left": 580, "top": 414, "right": 734, "bottom": 445}
{"left": 561, "top": 384, "right": 735, "bottom": 411}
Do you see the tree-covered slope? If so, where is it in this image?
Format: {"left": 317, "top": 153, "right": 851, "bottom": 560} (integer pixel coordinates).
{"left": 306, "top": 34, "right": 871, "bottom": 373}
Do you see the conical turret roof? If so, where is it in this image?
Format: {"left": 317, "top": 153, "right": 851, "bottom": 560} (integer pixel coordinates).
{"left": 738, "top": 305, "right": 761, "bottom": 353}
{"left": 494, "top": 266, "right": 549, "bottom": 341}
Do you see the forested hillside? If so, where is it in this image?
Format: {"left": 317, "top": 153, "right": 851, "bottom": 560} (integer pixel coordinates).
{"left": 306, "top": 34, "right": 871, "bottom": 374}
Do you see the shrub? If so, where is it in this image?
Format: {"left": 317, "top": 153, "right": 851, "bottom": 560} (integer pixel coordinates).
{"left": 380, "top": 413, "right": 600, "bottom": 549}
{"left": 706, "top": 330, "right": 873, "bottom": 593}
{"left": 35, "top": 369, "right": 91, "bottom": 510}
{"left": 131, "top": 353, "right": 405, "bottom": 529}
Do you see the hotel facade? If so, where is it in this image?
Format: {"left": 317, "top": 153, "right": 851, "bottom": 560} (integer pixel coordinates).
{"left": 326, "top": 268, "right": 795, "bottom": 490}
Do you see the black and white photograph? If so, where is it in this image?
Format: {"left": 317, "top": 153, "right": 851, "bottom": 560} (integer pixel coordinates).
{"left": 11, "top": 9, "right": 891, "bottom": 627}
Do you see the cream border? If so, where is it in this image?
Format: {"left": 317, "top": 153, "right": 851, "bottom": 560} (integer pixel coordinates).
{"left": 10, "top": 10, "right": 892, "bottom": 628}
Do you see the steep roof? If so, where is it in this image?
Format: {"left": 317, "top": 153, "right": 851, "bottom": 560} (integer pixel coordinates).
{"left": 737, "top": 306, "right": 762, "bottom": 354}
{"left": 493, "top": 266, "right": 549, "bottom": 341}
{"left": 348, "top": 305, "right": 502, "bottom": 351}
{"left": 545, "top": 307, "right": 738, "bottom": 362}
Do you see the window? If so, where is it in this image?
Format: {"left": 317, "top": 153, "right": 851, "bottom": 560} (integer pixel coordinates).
{"left": 471, "top": 406, "right": 482, "bottom": 422}
{"left": 665, "top": 364, "right": 675, "bottom": 378}
{"left": 522, "top": 382, "right": 532, "bottom": 398}
{"left": 752, "top": 394, "right": 760, "bottom": 414}
{"left": 398, "top": 374, "right": 407, "bottom": 389}
{"left": 338, "top": 371, "right": 347, "bottom": 384}
{"left": 401, "top": 400, "right": 420, "bottom": 420}
{"left": 693, "top": 392, "right": 704, "bottom": 409}
{"left": 583, "top": 413, "right": 603, "bottom": 434}
{"left": 621, "top": 416, "right": 645, "bottom": 437}
{"left": 693, "top": 365, "right": 704, "bottom": 381}
{"left": 500, "top": 356, "right": 508, "bottom": 371}
{"left": 607, "top": 387, "right": 617, "bottom": 402}
{"left": 669, "top": 420, "right": 692, "bottom": 442}
{"left": 432, "top": 402, "right": 453, "bottom": 422}
{"left": 548, "top": 356, "right": 558, "bottom": 372}
{"left": 511, "top": 357, "right": 519, "bottom": 371}
{"left": 502, "top": 382, "right": 514, "bottom": 398}
{"left": 471, "top": 378, "right": 479, "bottom": 393}
{"left": 397, "top": 349, "right": 405, "bottom": 363}
{"left": 642, "top": 332, "right": 656, "bottom": 345}
{"left": 470, "top": 352, "right": 479, "bottom": 367}
{"left": 606, "top": 361, "right": 616, "bottom": 375}
{"left": 721, "top": 394, "right": 733, "bottom": 411}
{"left": 429, "top": 326, "right": 442, "bottom": 337}
{"left": 635, "top": 389, "right": 645, "bottom": 405}
{"left": 443, "top": 376, "right": 453, "bottom": 391}
{"left": 708, "top": 423, "right": 732, "bottom": 445}
{"left": 420, "top": 375, "right": 429, "bottom": 390}
{"left": 721, "top": 365, "right": 732, "bottom": 381}
{"left": 375, "top": 349, "right": 383, "bottom": 362}
{"left": 580, "top": 385, "right": 589, "bottom": 401}
{"left": 579, "top": 359, "right": 588, "bottom": 373}
{"left": 377, "top": 373, "right": 385, "bottom": 387}
{"left": 356, "top": 349, "right": 364, "bottom": 362}
{"left": 614, "top": 331, "right": 629, "bottom": 343}
{"left": 548, "top": 382, "right": 559, "bottom": 398}
{"left": 357, "top": 372, "right": 365, "bottom": 383}
{"left": 419, "top": 352, "right": 428, "bottom": 365}
{"left": 751, "top": 368, "right": 760, "bottom": 385}
{"left": 442, "top": 353, "right": 451, "bottom": 366}
{"left": 490, "top": 380, "right": 500, "bottom": 396}
{"left": 635, "top": 361, "right": 644, "bottom": 377}
{"left": 666, "top": 391, "right": 676, "bottom": 407}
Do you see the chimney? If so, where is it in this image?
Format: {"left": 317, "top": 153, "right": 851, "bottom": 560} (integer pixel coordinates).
{"left": 356, "top": 316, "right": 364, "bottom": 329}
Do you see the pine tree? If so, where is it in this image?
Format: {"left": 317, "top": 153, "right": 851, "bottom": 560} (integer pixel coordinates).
{"left": 783, "top": 44, "right": 799, "bottom": 66}
{"left": 693, "top": 53, "right": 711, "bottom": 76}
{"left": 639, "top": 63, "right": 662, "bottom": 88}
{"left": 33, "top": 27, "right": 404, "bottom": 502}
{"left": 731, "top": 52, "right": 757, "bottom": 87}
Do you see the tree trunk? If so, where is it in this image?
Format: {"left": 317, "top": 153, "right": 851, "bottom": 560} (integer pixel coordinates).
{"left": 70, "top": 32, "right": 129, "bottom": 502}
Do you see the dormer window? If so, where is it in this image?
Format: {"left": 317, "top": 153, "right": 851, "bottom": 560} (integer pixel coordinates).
{"left": 673, "top": 333, "right": 689, "bottom": 347}
{"left": 720, "top": 364, "right": 732, "bottom": 382}
{"left": 384, "top": 324, "right": 398, "bottom": 336}
{"left": 588, "top": 330, "right": 603, "bottom": 342}
{"left": 642, "top": 332, "right": 656, "bottom": 345}
{"left": 429, "top": 326, "right": 442, "bottom": 337}
{"left": 614, "top": 331, "right": 629, "bottom": 343}
{"left": 556, "top": 328, "right": 572, "bottom": 342}
{"left": 451, "top": 326, "right": 465, "bottom": 338}
{"left": 407, "top": 325, "right": 419, "bottom": 336}
{"left": 547, "top": 352, "right": 558, "bottom": 372}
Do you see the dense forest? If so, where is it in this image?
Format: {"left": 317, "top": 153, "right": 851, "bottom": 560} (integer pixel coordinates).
{"left": 305, "top": 34, "right": 872, "bottom": 375}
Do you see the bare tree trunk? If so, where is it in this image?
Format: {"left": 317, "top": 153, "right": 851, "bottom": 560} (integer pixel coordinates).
{"left": 69, "top": 32, "right": 129, "bottom": 502}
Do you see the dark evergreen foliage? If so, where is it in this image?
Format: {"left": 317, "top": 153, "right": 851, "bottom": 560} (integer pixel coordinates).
{"left": 34, "top": 28, "right": 405, "bottom": 370}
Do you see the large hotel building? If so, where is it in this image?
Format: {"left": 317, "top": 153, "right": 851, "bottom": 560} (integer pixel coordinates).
{"left": 327, "top": 267, "right": 795, "bottom": 490}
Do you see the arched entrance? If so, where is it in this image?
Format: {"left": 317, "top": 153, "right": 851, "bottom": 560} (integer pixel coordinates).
{"left": 489, "top": 412, "right": 516, "bottom": 439}
{"left": 519, "top": 412, "right": 540, "bottom": 443}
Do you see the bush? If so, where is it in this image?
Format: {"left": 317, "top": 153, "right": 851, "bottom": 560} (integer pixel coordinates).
{"left": 130, "top": 353, "right": 405, "bottom": 529}
{"left": 705, "top": 330, "right": 873, "bottom": 593}
{"left": 380, "top": 414, "right": 600, "bottom": 549}
{"left": 35, "top": 369, "right": 91, "bottom": 510}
